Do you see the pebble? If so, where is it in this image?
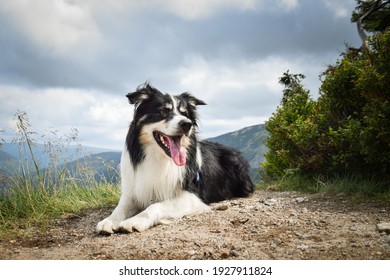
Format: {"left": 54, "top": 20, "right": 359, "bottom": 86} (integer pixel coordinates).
{"left": 215, "top": 205, "right": 229, "bottom": 211}
{"left": 273, "top": 238, "right": 282, "bottom": 246}
{"left": 376, "top": 223, "right": 390, "bottom": 234}
{"left": 348, "top": 226, "right": 357, "bottom": 232}
{"left": 230, "top": 250, "right": 239, "bottom": 257}
{"left": 253, "top": 205, "right": 262, "bottom": 211}
{"left": 296, "top": 244, "right": 309, "bottom": 250}
{"left": 313, "top": 220, "right": 321, "bottom": 226}
{"left": 263, "top": 198, "right": 278, "bottom": 206}
{"left": 220, "top": 248, "right": 231, "bottom": 259}
{"left": 188, "top": 250, "right": 196, "bottom": 256}
{"left": 295, "top": 197, "right": 307, "bottom": 203}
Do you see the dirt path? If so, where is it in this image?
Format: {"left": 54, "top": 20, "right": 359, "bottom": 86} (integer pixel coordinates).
{"left": 1, "top": 191, "right": 389, "bottom": 260}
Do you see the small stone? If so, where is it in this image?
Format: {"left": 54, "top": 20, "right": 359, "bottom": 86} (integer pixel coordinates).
{"left": 377, "top": 223, "right": 390, "bottom": 234}
{"left": 203, "top": 249, "right": 214, "bottom": 258}
{"left": 230, "top": 250, "right": 239, "bottom": 257}
{"left": 220, "top": 248, "right": 231, "bottom": 259}
{"left": 297, "top": 244, "right": 309, "bottom": 250}
{"left": 231, "top": 218, "right": 249, "bottom": 227}
{"left": 349, "top": 226, "right": 357, "bottom": 232}
{"left": 263, "top": 198, "right": 278, "bottom": 206}
{"left": 253, "top": 205, "right": 262, "bottom": 211}
{"left": 294, "top": 232, "right": 303, "bottom": 238}
{"left": 295, "top": 197, "right": 307, "bottom": 203}
{"left": 188, "top": 250, "right": 196, "bottom": 256}
{"left": 273, "top": 238, "right": 282, "bottom": 246}
{"left": 215, "top": 205, "right": 229, "bottom": 211}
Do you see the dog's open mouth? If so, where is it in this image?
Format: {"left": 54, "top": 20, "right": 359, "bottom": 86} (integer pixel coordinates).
{"left": 153, "top": 131, "right": 186, "bottom": 166}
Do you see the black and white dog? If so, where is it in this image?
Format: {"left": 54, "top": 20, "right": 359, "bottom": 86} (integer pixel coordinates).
{"left": 96, "top": 83, "right": 254, "bottom": 235}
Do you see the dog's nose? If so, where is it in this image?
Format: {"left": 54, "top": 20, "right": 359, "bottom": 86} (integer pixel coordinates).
{"left": 179, "top": 120, "right": 192, "bottom": 134}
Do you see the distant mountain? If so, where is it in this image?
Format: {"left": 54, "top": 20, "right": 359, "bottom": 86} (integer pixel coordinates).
{"left": 0, "top": 150, "right": 18, "bottom": 176}
{"left": 0, "top": 150, "right": 14, "bottom": 162}
{"left": 206, "top": 124, "right": 268, "bottom": 182}
{"left": 0, "top": 142, "right": 119, "bottom": 172}
{"left": 62, "top": 152, "right": 121, "bottom": 184}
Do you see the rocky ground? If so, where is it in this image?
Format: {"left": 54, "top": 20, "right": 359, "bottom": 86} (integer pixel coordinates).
{"left": 0, "top": 190, "right": 389, "bottom": 260}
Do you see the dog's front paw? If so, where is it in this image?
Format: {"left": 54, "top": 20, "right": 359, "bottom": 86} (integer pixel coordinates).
{"left": 96, "top": 218, "right": 120, "bottom": 235}
{"left": 119, "top": 217, "right": 152, "bottom": 233}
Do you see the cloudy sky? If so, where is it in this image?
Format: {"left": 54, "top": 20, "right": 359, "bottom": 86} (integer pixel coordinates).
{"left": 0, "top": 0, "right": 361, "bottom": 150}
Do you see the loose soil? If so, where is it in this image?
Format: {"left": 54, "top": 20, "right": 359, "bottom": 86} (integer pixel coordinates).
{"left": 1, "top": 191, "right": 389, "bottom": 260}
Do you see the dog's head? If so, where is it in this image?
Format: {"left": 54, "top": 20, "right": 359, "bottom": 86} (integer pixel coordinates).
{"left": 126, "top": 83, "right": 206, "bottom": 166}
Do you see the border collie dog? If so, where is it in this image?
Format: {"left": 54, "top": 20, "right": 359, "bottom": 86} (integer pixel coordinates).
{"left": 96, "top": 83, "right": 254, "bottom": 235}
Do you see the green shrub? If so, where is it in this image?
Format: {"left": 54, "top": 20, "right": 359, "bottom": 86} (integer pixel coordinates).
{"left": 263, "top": 29, "right": 390, "bottom": 192}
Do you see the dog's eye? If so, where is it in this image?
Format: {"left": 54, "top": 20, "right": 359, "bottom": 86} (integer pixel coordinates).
{"left": 161, "top": 109, "right": 170, "bottom": 116}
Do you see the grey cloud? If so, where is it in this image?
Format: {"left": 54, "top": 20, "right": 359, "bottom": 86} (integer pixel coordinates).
{"left": 0, "top": 0, "right": 360, "bottom": 92}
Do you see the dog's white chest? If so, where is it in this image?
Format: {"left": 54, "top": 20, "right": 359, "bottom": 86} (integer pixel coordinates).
{"left": 132, "top": 155, "right": 186, "bottom": 208}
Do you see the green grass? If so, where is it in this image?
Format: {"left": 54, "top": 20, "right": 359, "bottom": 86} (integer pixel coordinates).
{"left": 0, "top": 181, "right": 120, "bottom": 238}
{"left": 262, "top": 173, "right": 390, "bottom": 202}
{"left": 0, "top": 111, "right": 121, "bottom": 238}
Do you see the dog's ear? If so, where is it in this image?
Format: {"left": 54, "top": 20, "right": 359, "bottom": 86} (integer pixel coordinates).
{"left": 126, "top": 83, "right": 155, "bottom": 107}
{"left": 179, "top": 93, "right": 207, "bottom": 107}
{"left": 126, "top": 91, "right": 148, "bottom": 106}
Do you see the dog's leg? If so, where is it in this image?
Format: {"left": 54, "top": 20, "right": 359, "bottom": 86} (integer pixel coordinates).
{"left": 96, "top": 148, "right": 139, "bottom": 235}
{"left": 96, "top": 193, "right": 139, "bottom": 235}
{"left": 118, "top": 191, "right": 210, "bottom": 233}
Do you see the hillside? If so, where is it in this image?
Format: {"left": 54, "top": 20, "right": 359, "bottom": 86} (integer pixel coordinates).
{"left": 63, "top": 152, "right": 121, "bottom": 184}
{"left": 206, "top": 124, "right": 267, "bottom": 182}
{"left": 0, "top": 150, "right": 18, "bottom": 176}
{"left": 0, "top": 143, "right": 116, "bottom": 172}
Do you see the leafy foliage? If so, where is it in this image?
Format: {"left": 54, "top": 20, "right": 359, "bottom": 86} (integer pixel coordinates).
{"left": 351, "top": 0, "right": 390, "bottom": 33}
{"left": 263, "top": 71, "right": 316, "bottom": 179}
{"left": 263, "top": 28, "right": 390, "bottom": 191}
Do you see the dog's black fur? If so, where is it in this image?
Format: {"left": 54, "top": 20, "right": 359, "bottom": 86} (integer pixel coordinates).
{"left": 126, "top": 83, "right": 254, "bottom": 204}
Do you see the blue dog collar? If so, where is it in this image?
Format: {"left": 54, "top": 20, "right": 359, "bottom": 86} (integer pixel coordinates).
{"left": 194, "top": 171, "right": 202, "bottom": 184}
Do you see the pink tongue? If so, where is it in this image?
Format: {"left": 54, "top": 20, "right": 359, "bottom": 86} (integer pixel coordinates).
{"left": 166, "top": 136, "right": 186, "bottom": 166}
